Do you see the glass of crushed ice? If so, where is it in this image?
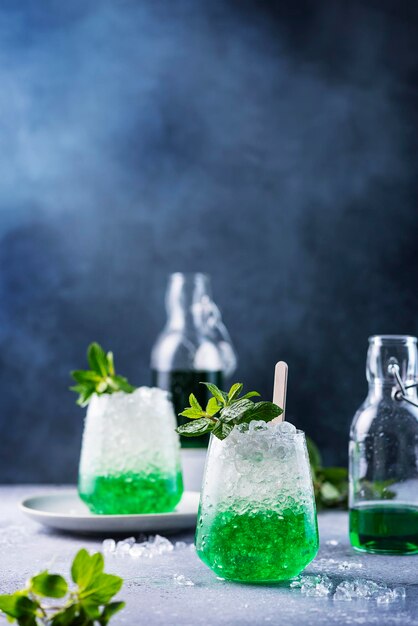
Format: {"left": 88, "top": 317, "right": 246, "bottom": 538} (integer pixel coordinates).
{"left": 195, "top": 420, "right": 319, "bottom": 582}
{"left": 78, "top": 387, "right": 183, "bottom": 514}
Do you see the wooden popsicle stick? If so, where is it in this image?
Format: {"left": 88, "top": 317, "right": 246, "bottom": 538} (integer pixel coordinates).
{"left": 272, "top": 361, "right": 288, "bottom": 423}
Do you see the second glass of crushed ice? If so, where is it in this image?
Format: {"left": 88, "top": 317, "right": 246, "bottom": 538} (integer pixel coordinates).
{"left": 78, "top": 387, "right": 183, "bottom": 514}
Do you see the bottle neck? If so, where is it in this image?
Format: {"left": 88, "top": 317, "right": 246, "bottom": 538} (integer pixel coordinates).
{"left": 165, "top": 273, "right": 211, "bottom": 332}
{"left": 367, "top": 381, "right": 418, "bottom": 401}
{"left": 366, "top": 335, "right": 418, "bottom": 401}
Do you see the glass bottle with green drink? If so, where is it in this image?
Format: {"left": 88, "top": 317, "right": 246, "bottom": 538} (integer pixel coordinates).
{"left": 349, "top": 335, "right": 418, "bottom": 554}
{"left": 73, "top": 343, "right": 183, "bottom": 514}
{"left": 151, "top": 272, "right": 237, "bottom": 448}
{"left": 177, "top": 382, "right": 319, "bottom": 582}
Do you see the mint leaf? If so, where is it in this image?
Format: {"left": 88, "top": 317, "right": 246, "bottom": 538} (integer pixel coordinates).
{"left": 241, "top": 401, "right": 282, "bottom": 423}
{"left": 71, "top": 344, "right": 135, "bottom": 406}
{"left": 179, "top": 382, "right": 284, "bottom": 441}
{"left": 212, "top": 420, "right": 233, "bottom": 440}
{"left": 200, "top": 382, "right": 228, "bottom": 405}
{"left": 71, "top": 549, "right": 104, "bottom": 588}
{"left": 51, "top": 605, "right": 78, "bottom": 626}
{"left": 176, "top": 418, "right": 214, "bottom": 437}
{"left": 71, "top": 370, "right": 101, "bottom": 384}
{"left": 0, "top": 595, "right": 38, "bottom": 620}
{"left": 79, "top": 574, "right": 122, "bottom": 605}
{"left": 0, "top": 549, "right": 124, "bottom": 626}
{"left": 220, "top": 399, "right": 255, "bottom": 423}
{"left": 189, "top": 393, "right": 203, "bottom": 412}
{"left": 306, "top": 437, "right": 322, "bottom": 469}
{"left": 321, "top": 467, "right": 348, "bottom": 482}
{"left": 111, "top": 375, "right": 135, "bottom": 393}
{"left": 239, "top": 391, "right": 261, "bottom": 401}
{"left": 227, "top": 383, "right": 243, "bottom": 402}
{"left": 87, "top": 343, "right": 108, "bottom": 377}
{"left": 320, "top": 482, "right": 340, "bottom": 503}
{"left": 106, "top": 351, "right": 115, "bottom": 376}
{"left": 30, "top": 572, "right": 68, "bottom": 598}
{"left": 179, "top": 408, "right": 204, "bottom": 419}
{"left": 99, "top": 601, "right": 126, "bottom": 626}
{"left": 206, "top": 397, "right": 220, "bottom": 416}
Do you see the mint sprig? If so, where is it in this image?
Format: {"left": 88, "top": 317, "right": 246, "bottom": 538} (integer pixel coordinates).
{"left": 70, "top": 343, "right": 135, "bottom": 406}
{"left": 176, "top": 382, "right": 282, "bottom": 440}
{"left": 306, "top": 438, "right": 349, "bottom": 510}
{"left": 0, "top": 549, "right": 124, "bottom": 626}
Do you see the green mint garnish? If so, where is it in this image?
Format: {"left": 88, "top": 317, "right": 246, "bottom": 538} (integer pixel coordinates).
{"left": 306, "top": 437, "right": 349, "bottom": 510}
{"left": 71, "top": 342, "right": 135, "bottom": 406}
{"left": 176, "top": 382, "right": 283, "bottom": 440}
{"left": 0, "top": 548, "right": 125, "bottom": 626}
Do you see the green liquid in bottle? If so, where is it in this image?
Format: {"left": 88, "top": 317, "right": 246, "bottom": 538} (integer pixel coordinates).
{"left": 350, "top": 503, "right": 418, "bottom": 554}
{"left": 196, "top": 506, "right": 318, "bottom": 583}
{"left": 79, "top": 470, "right": 183, "bottom": 515}
{"left": 151, "top": 369, "right": 224, "bottom": 447}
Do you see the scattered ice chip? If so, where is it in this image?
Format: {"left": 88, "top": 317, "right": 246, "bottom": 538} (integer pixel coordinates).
{"left": 290, "top": 575, "right": 333, "bottom": 597}
{"left": 325, "top": 539, "right": 339, "bottom": 547}
{"left": 376, "top": 591, "right": 397, "bottom": 605}
{"left": 291, "top": 574, "right": 404, "bottom": 604}
{"left": 338, "top": 561, "right": 363, "bottom": 571}
{"left": 108, "top": 534, "right": 175, "bottom": 559}
{"left": 116, "top": 537, "right": 136, "bottom": 555}
{"left": 175, "top": 541, "right": 188, "bottom": 550}
{"left": 311, "top": 558, "right": 338, "bottom": 569}
{"left": 374, "top": 586, "right": 406, "bottom": 604}
{"left": 153, "top": 535, "right": 174, "bottom": 554}
{"left": 102, "top": 539, "right": 116, "bottom": 554}
{"left": 173, "top": 574, "right": 195, "bottom": 586}
{"left": 130, "top": 544, "right": 147, "bottom": 559}
{"left": 394, "top": 587, "right": 406, "bottom": 599}
{"left": 334, "top": 581, "right": 355, "bottom": 601}
{"left": 125, "top": 536, "right": 136, "bottom": 546}
{"left": 333, "top": 579, "right": 400, "bottom": 603}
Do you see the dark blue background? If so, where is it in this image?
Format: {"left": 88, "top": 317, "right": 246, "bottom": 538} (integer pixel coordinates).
{"left": 1, "top": 0, "right": 418, "bottom": 482}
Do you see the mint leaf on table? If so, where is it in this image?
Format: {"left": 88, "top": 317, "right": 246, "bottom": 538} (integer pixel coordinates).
{"left": 71, "top": 549, "right": 105, "bottom": 589}
{"left": 0, "top": 549, "right": 125, "bottom": 626}
{"left": 0, "top": 595, "right": 39, "bottom": 623}
{"left": 99, "top": 601, "right": 125, "bottom": 626}
{"left": 70, "top": 342, "right": 135, "bottom": 406}
{"left": 176, "top": 381, "right": 282, "bottom": 441}
{"left": 30, "top": 572, "right": 68, "bottom": 598}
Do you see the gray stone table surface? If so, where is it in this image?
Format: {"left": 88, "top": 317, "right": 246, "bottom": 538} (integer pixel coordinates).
{"left": 1, "top": 486, "right": 418, "bottom": 626}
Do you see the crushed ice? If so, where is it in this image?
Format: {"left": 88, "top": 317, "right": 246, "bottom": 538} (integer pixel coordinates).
{"left": 290, "top": 574, "right": 333, "bottom": 597}
{"left": 311, "top": 558, "right": 363, "bottom": 571}
{"left": 102, "top": 534, "right": 193, "bottom": 559}
{"left": 337, "top": 561, "right": 363, "bottom": 572}
{"left": 291, "top": 575, "right": 406, "bottom": 603}
{"left": 173, "top": 573, "right": 195, "bottom": 586}
{"left": 101, "top": 533, "right": 405, "bottom": 606}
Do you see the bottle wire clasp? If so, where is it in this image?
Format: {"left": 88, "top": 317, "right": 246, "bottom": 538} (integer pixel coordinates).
{"left": 388, "top": 358, "right": 418, "bottom": 408}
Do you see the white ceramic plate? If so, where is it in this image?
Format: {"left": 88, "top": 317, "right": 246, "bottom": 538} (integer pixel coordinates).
{"left": 20, "top": 490, "right": 200, "bottom": 534}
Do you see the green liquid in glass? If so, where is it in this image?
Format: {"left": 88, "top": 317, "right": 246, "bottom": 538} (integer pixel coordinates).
{"left": 151, "top": 369, "right": 224, "bottom": 447}
{"left": 79, "top": 470, "right": 183, "bottom": 514}
{"left": 196, "top": 506, "right": 318, "bottom": 582}
{"left": 350, "top": 503, "right": 418, "bottom": 554}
